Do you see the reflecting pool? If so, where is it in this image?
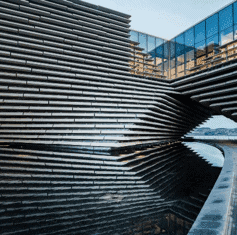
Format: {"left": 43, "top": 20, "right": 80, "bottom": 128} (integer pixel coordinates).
{"left": 184, "top": 142, "right": 224, "bottom": 167}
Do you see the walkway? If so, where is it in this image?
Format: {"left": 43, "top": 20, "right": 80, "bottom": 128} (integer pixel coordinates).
{"left": 188, "top": 141, "right": 237, "bottom": 235}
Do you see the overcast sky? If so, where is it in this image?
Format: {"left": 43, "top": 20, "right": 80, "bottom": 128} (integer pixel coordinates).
{"left": 83, "top": 0, "right": 237, "bottom": 129}
{"left": 84, "top": 0, "right": 235, "bottom": 39}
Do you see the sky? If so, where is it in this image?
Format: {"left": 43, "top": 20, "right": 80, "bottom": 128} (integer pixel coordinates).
{"left": 84, "top": 0, "right": 235, "bottom": 39}
{"left": 83, "top": 0, "right": 237, "bottom": 129}
{"left": 197, "top": 115, "right": 237, "bottom": 129}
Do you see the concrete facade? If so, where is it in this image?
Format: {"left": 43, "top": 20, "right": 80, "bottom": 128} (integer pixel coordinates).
{"left": 0, "top": 0, "right": 237, "bottom": 234}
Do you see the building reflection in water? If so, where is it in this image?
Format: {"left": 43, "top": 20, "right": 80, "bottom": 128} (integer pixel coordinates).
{"left": 126, "top": 213, "right": 193, "bottom": 235}
{"left": 0, "top": 142, "right": 222, "bottom": 235}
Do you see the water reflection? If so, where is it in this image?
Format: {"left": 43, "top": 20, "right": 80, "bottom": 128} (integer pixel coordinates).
{"left": 184, "top": 142, "right": 224, "bottom": 167}
{"left": 0, "top": 142, "right": 222, "bottom": 235}
{"left": 125, "top": 213, "right": 192, "bottom": 235}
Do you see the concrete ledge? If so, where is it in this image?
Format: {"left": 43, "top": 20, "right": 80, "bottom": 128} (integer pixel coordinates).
{"left": 188, "top": 142, "right": 237, "bottom": 235}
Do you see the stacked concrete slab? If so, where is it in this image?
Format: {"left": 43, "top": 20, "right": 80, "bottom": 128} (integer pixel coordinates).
{"left": 0, "top": 142, "right": 221, "bottom": 235}
{"left": 0, "top": 0, "right": 212, "bottom": 149}
{"left": 0, "top": 0, "right": 222, "bottom": 234}
{"left": 173, "top": 62, "right": 237, "bottom": 123}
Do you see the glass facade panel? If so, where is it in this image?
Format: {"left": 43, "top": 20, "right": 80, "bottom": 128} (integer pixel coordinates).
{"left": 186, "top": 49, "right": 195, "bottom": 62}
{"left": 219, "top": 5, "right": 233, "bottom": 31}
{"left": 195, "top": 21, "right": 205, "bottom": 43}
{"left": 206, "top": 33, "right": 219, "bottom": 53}
{"left": 176, "top": 33, "right": 185, "bottom": 57}
{"left": 186, "top": 60, "right": 195, "bottom": 71}
{"left": 164, "top": 41, "right": 169, "bottom": 74}
{"left": 156, "top": 38, "right": 164, "bottom": 48}
{"left": 195, "top": 40, "right": 206, "bottom": 58}
{"left": 185, "top": 27, "right": 194, "bottom": 46}
{"left": 170, "top": 40, "right": 176, "bottom": 59}
{"left": 129, "top": 31, "right": 138, "bottom": 42}
{"left": 170, "top": 58, "right": 176, "bottom": 68}
{"left": 130, "top": 2, "right": 236, "bottom": 79}
{"left": 177, "top": 54, "right": 184, "bottom": 65}
{"left": 148, "top": 35, "right": 155, "bottom": 53}
{"left": 206, "top": 13, "right": 218, "bottom": 38}
{"left": 234, "top": 2, "right": 237, "bottom": 25}
{"left": 164, "top": 41, "right": 169, "bottom": 59}
{"left": 220, "top": 26, "right": 233, "bottom": 46}
{"left": 139, "top": 33, "right": 147, "bottom": 52}
{"left": 156, "top": 43, "right": 164, "bottom": 57}
{"left": 234, "top": 24, "right": 237, "bottom": 40}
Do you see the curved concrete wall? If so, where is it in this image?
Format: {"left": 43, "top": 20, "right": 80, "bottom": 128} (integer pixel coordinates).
{"left": 0, "top": 0, "right": 236, "bottom": 234}
{"left": 188, "top": 141, "right": 237, "bottom": 235}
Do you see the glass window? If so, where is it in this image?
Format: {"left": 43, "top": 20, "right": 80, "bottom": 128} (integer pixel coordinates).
{"left": 185, "top": 27, "right": 194, "bottom": 46}
{"left": 176, "top": 33, "right": 185, "bottom": 57}
{"left": 195, "top": 40, "right": 206, "bottom": 58}
{"left": 206, "top": 13, "right": 218, "bottom": 38}
{"left": 206, "top": 34, "right": 219, "bottom": 53}
{"left": 170, "top": 40, "right": 175, "bottom": 59}
{"left": 170, "top": 58, "right": 176, "bottom": 68}
{"left": 155, "top": 56, "right": 163, "bottom": 72}
{"left": 148, "top": 35, "right": 155, "bottom": 53}
{"left": 164, "top": 41, "right": 169, "bottom": 60}
{"left": 186, "top": 49, "right": 195, "bottom": 62}
{"left": 156, "top": 44, "right": 164, "bottom": 58}
{"left": 234, "top": 24, "right": 237, "bottom": 40}
{"left": 138, "top": 33, "right": 147, "bottom": 52}
{"left": 220, "top": 26, "right": 233, "bottom": 46}
{"left": 195, "top": 21, "right": 205, "bottom": 43}
{"left": 176, "top": 33, "right": 184, "bottom": 45}
{"left": 156, "top": 38, "right": 164, "bottom": 47}
{"left": 219, "top": 5, "right": 233, "bottom": 31}
{"left": 156, "top": 38, "right": 164, "bottom": 55}
{"left": 177, "top": 54, "right": 184, "bottom": 65}
{"left": 234, "top": 2, "right": 237, "bottom": 25}
{"left": 164, "top": 58, "right": 169, "bottom": 71}
{"left": 129, "top": 31, "right": 138, "bottom": 42}
{"left": 176, "top": 43, "right": 185, "bottom": 57}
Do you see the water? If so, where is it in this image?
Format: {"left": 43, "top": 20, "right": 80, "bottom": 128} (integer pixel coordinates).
{"left": 184, "top": 142, "right": 224, "bottom": 167}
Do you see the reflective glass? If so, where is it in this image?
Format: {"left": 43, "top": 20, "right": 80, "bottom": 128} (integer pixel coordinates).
{"left": 195, "top": 21, "right": 205, "bottom": 43}
{"left": 176, "top": 43, "right": 185, "bottom": 57}
{"left": 234, "top": 2, "right": 237, "bottom": 25}
{"left": 176, "top": 33, "right": 184, "bottom": 45}
{"left": 139, "top": 33, "right": 147, "bottom": 52}
{"left": 156, "top": 44, "right": 164, "bottom": 58}
{"left": 155, "top": 57, "right": 163, "bottom": 66}
{"left": 176, "top": 33, "right": 185, "bottom": 57}
{"left": 170, "top": 40, "right": 175, "bottom": 59}
{"left": 195, "top": 40, "right": 206, "bottom": 58}
{"left": 129, "top": 31, "right": 138, "bottom": 42}
{"left": 219, "top": 5, "right": 233, "bottom": 31}
{"left": 156, "top": 57, "right": 163, "bottom": 72}
{"left": 234, "top": 24, "right": 237, "bottom": 40}
{"left": 177, "top": 54, "right": 184, "bottom": 65}
{"left": 220, "top": 26, "right": 233, "bottom": 46}
{"left": 206, "top": 13, "right": 218, "bottom": 38}
{"left": 185, "top": 27, "right": 194, "bottom": 46}
{"left": 170, "top": 58, "right": 176, "bottom": 68}
{"left": 156, "top": 38, "right": 164, "bottom": 56}
{"left": 156, "top": 38, "right": 164, "bottom": 47}
{"left": 164, "top": 59, "right": 169, "bottom": 70}
{"left": 150, "top": 53, "right": 156, "bottom": 65}
{"left": 206, "top": 34, "right": 219, "bottom": 53}
{"left": 164, "top": 41, "right": 169, "bottom": 60}
{"left": 186, "top": 50, "right": 195, "bottom": 62}
{"left": 148, "top": 35, "right": 155, "bottom": 53}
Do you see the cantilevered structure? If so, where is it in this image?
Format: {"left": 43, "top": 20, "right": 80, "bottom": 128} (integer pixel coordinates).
{"left": 0, "top": 0, "right": 237, "bottom": 235}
